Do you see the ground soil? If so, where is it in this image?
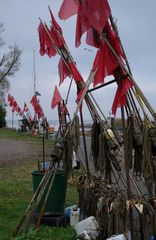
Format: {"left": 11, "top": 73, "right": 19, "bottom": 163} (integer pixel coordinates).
{"left": 0, "top": 137, "right": 52, "bottom": 166}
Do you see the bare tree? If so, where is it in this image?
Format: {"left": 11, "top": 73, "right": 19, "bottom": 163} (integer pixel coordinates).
{"left": 0, "top": 23, "right": 22, "bottom": 97}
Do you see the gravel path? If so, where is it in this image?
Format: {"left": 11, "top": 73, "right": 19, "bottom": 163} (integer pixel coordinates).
{"left": 0, "top": 138, "right": 52, "bottom": 165}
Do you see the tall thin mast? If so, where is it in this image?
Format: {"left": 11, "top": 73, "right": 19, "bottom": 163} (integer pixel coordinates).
{"left": 33, "top": 48, "right": 36, "bottom": 95}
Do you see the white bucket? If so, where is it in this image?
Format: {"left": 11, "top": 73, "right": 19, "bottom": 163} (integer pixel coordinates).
{"left": 75, "top": 216, "right": 99, "bottom": 240}
{"left": 65, "top": 205, "right": 80, "bottom": 226}
{"left": 107, "top": 234, "right": 126, "bottom": 240}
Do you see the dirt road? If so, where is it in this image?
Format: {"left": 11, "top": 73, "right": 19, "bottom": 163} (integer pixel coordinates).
{"left": 0, "top": 138, "right": 52, "bottom": 166}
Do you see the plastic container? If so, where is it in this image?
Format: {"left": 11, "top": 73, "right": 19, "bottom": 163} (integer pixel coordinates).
{"left": 74, "top": 216, "right": 99, "bottom": 240}
{"left": 31, "top": 170, "right": 67, "bottom": 213}
{"left": 40, "top": 161, "right": 50, "bottom": 170}
{"left": 65, "top": 205, "right": 80, "bottom": 226}
{"left": 70, "top": 207, "right": 80, "bottom": 226}
{"left": 107, "top": 234, "right": 126, "bottom": 240}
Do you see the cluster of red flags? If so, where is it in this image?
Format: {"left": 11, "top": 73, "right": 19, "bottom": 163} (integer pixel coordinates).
{"left": 58, "top": 0, "right": 133, "bottom": 115}
{"left": 7, "top": 94, "right": 33, "bottom": 122}
{"left": 7, "top": 94, "right": 23, "bottom": 116}
{"left": 59, "top": 0, "right": 111, "bottom": 47}
{"left": 38, "top": 2, "right": 134, "bottom": 116}
{"left": 38, "top": 7, "right": 64, "bottom": 57}
{"left": 30, "top": 95, "right": 44, "bottom": 120}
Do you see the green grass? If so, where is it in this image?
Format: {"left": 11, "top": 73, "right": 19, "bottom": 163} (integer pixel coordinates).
{"left": 0, "top": 128, "right": 40, "bottom": 141}
{"left": 0, "top": 128, "right": 79, "bottom": 240}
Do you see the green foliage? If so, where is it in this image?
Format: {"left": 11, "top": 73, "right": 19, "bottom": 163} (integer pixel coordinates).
{"left": 0, "top": 104, "right": 6, "bottom": 128}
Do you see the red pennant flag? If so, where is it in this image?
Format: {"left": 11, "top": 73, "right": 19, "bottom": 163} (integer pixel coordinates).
{"left": 112, "top": 78, "right": 133, "bottom": 116}
{"left": 76, "top": 86, "right": 85, "bottom": 112}
{"left": 30, "top": 95, "right": 37, "bottom": 107}
{"left": 12, "top": 100, "right": 18, "bottom": 112}
{"left": 69, "top": 62, "right": 83, "bottom": 82}
{"left": 30, "top": 96, "right": 44, "bottom": 119}
{"left": 75, "top": 4, "right": 90, "bottom": 48}
{"left": 38, "top": 22, "right": 46, "bottom": 56}
{"left": 48, "top": 8, "right": 65, "bottom": 48}
{"left": 49, "top": 6, "right": 62, "bottom": 34}
{"left": 45, "top": 28, "right": 57, "bottom": 57}
{"left": 9, "top": 96, "right": 15, "bottom": 107}
{"left": 23, "top": 102, "right": 28, "bottom": 112}
{"left": 51, "top": 86, "right": 62, "bottom": 109}
{"left": 58, "top": 0, "right": 79, "bottom": 20}
{"left": 86, "top": 0, "right": 111, "bottom": 32}
{"left": 105, "top": 22, "right": 125, "bottom": 60}
{"left": 93, "top": 42, "right": 119, "bottom": 87}
{"left": 36, "top": 105, "right": 44, "bottom": 119}
{"left": 58, "top": 58, "right": 71, "bottom": 85}
{"left": 38, "top": 22, "right": 57, "bottom": 57}
{"left": 86, "top": 28, "right": 100, "bottom": 48}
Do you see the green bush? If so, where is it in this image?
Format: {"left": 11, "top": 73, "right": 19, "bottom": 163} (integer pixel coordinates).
{"left": 0, "top": 105, "right": 6, "bottom": 128}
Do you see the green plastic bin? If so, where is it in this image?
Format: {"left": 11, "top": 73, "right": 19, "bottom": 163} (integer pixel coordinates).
{"left": 32, "top": 170, "right": 67, "bottom": 213}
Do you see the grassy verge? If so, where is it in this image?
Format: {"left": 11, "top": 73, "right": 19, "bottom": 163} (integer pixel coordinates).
{"left": 0, "top": 128, "right": 79, "bottom": 240}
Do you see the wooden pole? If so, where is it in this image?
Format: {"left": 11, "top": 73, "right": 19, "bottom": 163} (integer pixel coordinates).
{"left": 35, "top": 170, "right": 57, "bottom": 229}
{"left": 79, "top": 111, "right": 90, "bottom": 178}
{"left": 121, "top": 107, "right": 134, "bottom": 240}
{"left": 13, "top": 170, "right": 48, "bottom": 236}
{"left": 24, "top": 169, "right": 53, "bottom": 233}
{"left": 42, "top": 123, "right": 45, "bottom": 172}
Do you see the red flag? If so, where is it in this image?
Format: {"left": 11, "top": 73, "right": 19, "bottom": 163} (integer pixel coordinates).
{"left": 8, "top": 95, "right": 14, "bottom": 107}
{"left": 49, "top": 6, "right": 62, "bottom": 34}
{"left": 86, "top": 0, "right": 111, "bottom": 32}
{"left": 36, "top": 105, "right": 44, "bottom": 119}
{"left": 86, "top": 28, "right": 100, "bottom": 48}
{"left": 112, "top": 78, "right": 133, "bottom": 115}
{"left": 48, "top": 8, "right": 65, "bottom": 48}
{"left": 69, "top": 62, "right": 83, "bottom": 82}
{"left": 23, "top": 102, "right": 28, "bottom": 112}
{"left": 105, "top": 22, "right": 125, "bottom": 60}
{"left": 49, "top": 27, "right": 64, "bottom": 49}
{"left": 45, "top": 27, "right": 57, "bottom": 57}
{"left": 38, "top": 22, "right": 57, "bottom": 57}
{"left": 93, "top": 42, "right": 119, "bottom": 87}
{"left": 59, "top": 0, "right": 111, "bottom": 47}
{"left": 58, "top": 58, "right": 71, "bottom": 85}
{"left": 30, "top": 96, "right": 44, "bottom": 119}
{"left": 51, "top": 86, "right": 62, "bottom": 109}
{"left": 30, "top": 95, "right": 37, "bottom": 107}
{"left": 12, "top": 101, "right": 18, "bottom": 112}
{"left": 76, "top": 86, "right": 85, "bottom": 112}
{"left": 75, "top": 4, "right": 90, "bottom": 48}
{"left": 58, "top": 0, "right": 79, "bottom": 20}
{"left": 38, "top": 22, "right": 46, "bottom": 56}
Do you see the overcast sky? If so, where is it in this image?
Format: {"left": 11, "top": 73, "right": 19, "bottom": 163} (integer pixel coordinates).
{"left": 1, "top": 0, "right": 156, "bottom": 123}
